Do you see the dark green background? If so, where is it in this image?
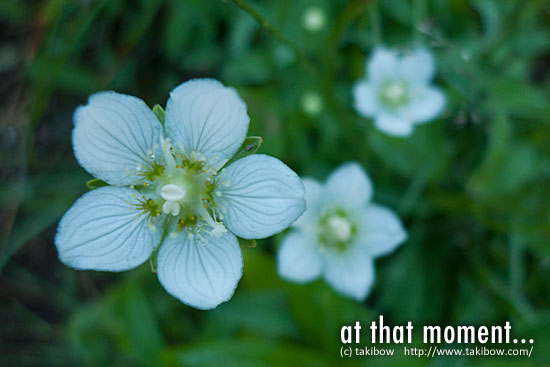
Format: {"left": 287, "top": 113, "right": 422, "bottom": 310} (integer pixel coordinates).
{"left": 1, "top": 0, "right": 549, "bottom": 365}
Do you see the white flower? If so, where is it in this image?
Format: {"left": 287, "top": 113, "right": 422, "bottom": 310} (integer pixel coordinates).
{"left": 301, "top": 91, "right": 323, "bottom": 116}
{"left": 277, "top": 162, "right": 407, "bottom": 301}
{"left": 353, "top": 47, "right": 446, "bottom": 137}
{"left": 302, "top": 7, "right": 326, "bottom": 32}
{"left": 55, "top": 79, "right": 306, "bottom": 310}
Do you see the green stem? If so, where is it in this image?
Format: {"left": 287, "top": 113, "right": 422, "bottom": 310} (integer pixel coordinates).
{"left": 227, "top": 0, "right": 312, "bottom": 70}
{"left": 368, "top": 0, "right": 382, "bottom": 45}
{"left": 509, "top": 234, "right": 524, "bottom": 299}
{"left": 470, "top": 253, "right": 534, "bottom": 321}
{"left": 413, "top": 0, "right": 427, "bottom": 43}
{"left": 320, "top": 0, "right": 371, "bottom": 158}
{"left": 398, "top": 157, "right": 434, "bottom": 216}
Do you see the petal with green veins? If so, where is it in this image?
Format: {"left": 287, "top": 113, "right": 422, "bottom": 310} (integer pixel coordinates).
{"left": 156, "top": 230, "right": 242, "bottom": 310}
{"left": 165, "top": 79, "right": 249, "bottom": 165}
{"left": 55, "top": 186, "right": 158, "bottom": 271}
{"left": 217, "top": 155, "right": 306, "bottom": 239}
{"left": 73, "top": 92, "right": 163, "bottom": 186}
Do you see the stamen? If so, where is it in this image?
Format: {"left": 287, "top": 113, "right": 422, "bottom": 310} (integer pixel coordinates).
{"left": 161, "top": 137, "right": 177, "bottom": 173}
{"left": 210, "top": 223, "right": 227, "bottom": 238}
{"left": 190, "top": 151, "right": 206, "bottom": 162}
{"left": 194, "top": 202, "right": 226, "bottom": 237}
{"left": 162, "top": 201, "right": 181, "bottom": 216}
{"left": 210, "top": 157, "right": 228, "bottom": 173}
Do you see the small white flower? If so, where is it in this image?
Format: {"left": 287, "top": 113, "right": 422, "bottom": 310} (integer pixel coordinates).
{"left": 301, "top": 91, "right": 323, "bottom": 116}
{"left": 56, "top": 79, "right": 306, "bottom": 310}
{"left": 302, "top": 7, "right": 326, "bottom": 32}
{"left": 353, "top": 47, "right": 446, "bottom": 137}
{"left": 277, "top": 162, "right": 407, "bottom": 301}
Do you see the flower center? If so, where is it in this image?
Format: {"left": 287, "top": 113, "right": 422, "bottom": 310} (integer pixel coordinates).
{"left": 303, "top": 7, "right": 326, "bottom": 32}
{"left": 327, "top": 215, "right": 352, "bottom": 242}
{"left": 317, "top": 209, "right": 356, "bottom": 252}
{"left": 380, "top": 80, "right": 409, "bottom": 108}
{"left": 160, "top": 184, "right": 186, "bottom": 216}
{"left": 161, "top": 184, "right": 186, "bottom": 201}
{"left": 133, "top": 137, "right": 227, "bottom": 238}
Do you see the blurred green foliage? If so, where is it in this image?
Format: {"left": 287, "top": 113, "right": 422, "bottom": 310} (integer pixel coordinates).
{"left": 1, "top": 0, "right": 549, "bottom": 365}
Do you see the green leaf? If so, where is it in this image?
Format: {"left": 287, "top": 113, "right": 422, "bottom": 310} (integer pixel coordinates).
{"left": 368, "top": 123, "right": 450, "bottom": 180}
{"left": 468, "top": 115, "right": 540, "bottom": 199}
{"left": 225, "top": 136, "right": 264, "bottom": 166}
{"left": 237, "top": 237, "right": 257, "bottom": 248}
{"left": 162, "top": 338, "right": 324, "bottom": 367}
{"left": 0, "top": 171, "right": 87, "bottom": 272}
{"left": 489, "top": 78, "right": 549, "bottom": 120}
{"left": 118, "top": 280, "right": 166, "bottom": 362}
{"left": 202, "top": 290, "right": 300, "bottom": 339}
{"left": 470, "top": 0, "right": 502, "bottom": 42}
{"left": 86, "top": 178, "right": 108, "bottom": 190}
{"left": 152, "top": 104, "right": 165, "bottom": 126}
{"left": 67, "top": 279, "right": 166, "bottom": 365}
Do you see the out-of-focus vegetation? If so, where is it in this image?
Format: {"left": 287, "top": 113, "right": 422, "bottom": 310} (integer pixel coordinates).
{"left": 1, "top": 0, "right": 549, "bottom": 365}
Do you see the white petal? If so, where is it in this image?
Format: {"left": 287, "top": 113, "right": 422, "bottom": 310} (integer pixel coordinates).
{"left": 357, "top": 204, "right": 407, "bottom": 258}
{"left": 156, "top": 230, "right": 242, "bottom": 310}
{"left": 323, "top": 249, "right": 375, "bottom": 301}
{"left": 400, "top": 48, "right": 435, "bottom": 84}
{"left": 368, "top": 47, "right": 399, "bottom": 85}
{"left": 406, "top": 87, "right": 446, "bottom": 123}
{"left": 324, "top": 162, "right": 373, "bottom": 210}
{"left": 374, "top": 111, "right": 414, "bottom": 137}
{"left": 73, "top": 92, "right": 163, "bottom": 186}
{"left": 353, "top": 81, "right": 378, "bottom": 117}
{"left": 165, "top": 79, "right": 249, "bottom": 163}
{"left": 293, "top": 178, "right": 323, "bottom": 229}
{"left": 55, "top": 186, "right": 157, "bottom": 271}
{"left": 217, "top": 154, "right": 306, "bottom": 239}
{"left": 277, "top": 231, "right": 323, "bottom": 283}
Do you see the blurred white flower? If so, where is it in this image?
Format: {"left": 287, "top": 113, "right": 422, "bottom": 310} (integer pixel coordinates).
{"left": 303, "top": 7, "right": 326, "bottom": 32}
{"left": 56, "top": 79, "right": 306, "bottom": 310}
{"left": 301, "top": 91, "right": 323, "bottom": 116}
{"left": 277, "top": 162, "right": 407, "bottom": 301}
{"left": 353, "top": 47, "right": 446, "bottom": 137}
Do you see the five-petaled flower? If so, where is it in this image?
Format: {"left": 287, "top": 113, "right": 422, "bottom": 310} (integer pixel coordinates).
{"left": 353, "top": 47, "right": 446, "bottom": 137}
{"left": 277, "top": 162, "right": 406, "bottom": 301}
{"left": 55, "top": 79, "right": 306, "bottom": 310}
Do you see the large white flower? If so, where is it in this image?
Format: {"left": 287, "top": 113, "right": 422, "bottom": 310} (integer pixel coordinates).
{"left": 56, "top": 79, "right": 306, "bottom": 310}
{"left": 353, "top": 47, "right": 446, "bottom": 137}
{"left": 277, "top": 162, "right": 406, "bottom": 301}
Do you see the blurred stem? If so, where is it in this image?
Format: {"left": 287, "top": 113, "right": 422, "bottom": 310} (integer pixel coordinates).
{"left": 509, "top": 235, "right": 524, "bottom": 298}
{"left": 470, "top": 253, "right": 534, "bottom": 321}
{"left": 150, "top": 217, "right": 173, "bottom": 274}
{"left": 368, "top": 0, "right": 382, "bottom": 45}
{"left": 27, "top": 0, "right": 111, "bottom": 165}
{"left": 398, "top": 157, "right": 435, "bottom": 216}
{"left": 227, "top": 0, "right": 312, "bottom": 70}
{"left": 320, "top": 0, "right": 370, "bottom": 158}
{"left": 412, "top": 0, "right": 427, "bottom": 43}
